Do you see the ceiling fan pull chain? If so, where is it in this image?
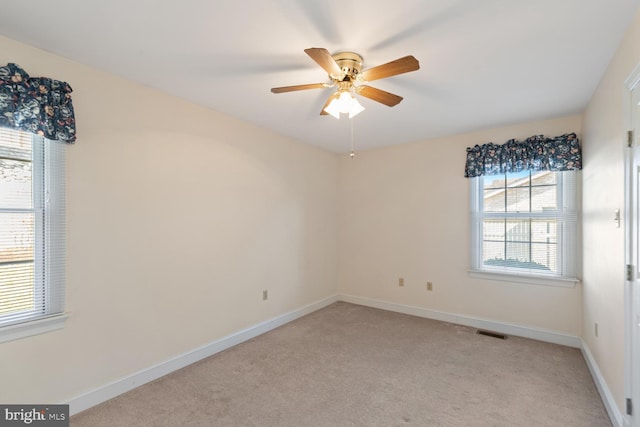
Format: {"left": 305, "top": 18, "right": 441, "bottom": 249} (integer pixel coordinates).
{"left": 350, "top": 117, "right": 355, "bottom": 158}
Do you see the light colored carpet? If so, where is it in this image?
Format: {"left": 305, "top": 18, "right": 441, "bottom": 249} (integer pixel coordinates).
{"left": 71, "top": 302, "right": 611, "bottom": 426}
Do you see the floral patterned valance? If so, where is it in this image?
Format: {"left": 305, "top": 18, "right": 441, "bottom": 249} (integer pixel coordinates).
{"left": 464, "top": 133, "right": 581, "bottom": 178}
{"left": 0, "top": 63, "right": 76, "bottom": 143}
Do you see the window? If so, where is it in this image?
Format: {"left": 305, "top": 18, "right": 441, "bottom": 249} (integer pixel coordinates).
{"left": 0, "top": 128, "right": 66, "bottom": 342}
{"left": 470, "top": 170, "right": 579, "bottom": 286}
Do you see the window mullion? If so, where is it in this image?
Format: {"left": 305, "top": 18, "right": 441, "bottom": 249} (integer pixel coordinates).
{"left": 503, "top": 218, "right": 507, "bottom": 264}
{"left": 32, "top": 137, "right": 46, "bottom": 315}
{"left": 503, "top": 174, "right": 507, "bottom": 263}
{"left": 528, "top": 172, "right": 532, "bottom": 264}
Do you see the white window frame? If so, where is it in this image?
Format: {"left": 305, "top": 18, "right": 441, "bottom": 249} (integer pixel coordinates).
{"left": 0, "top": 131, "right": 67, "bottom": 343}
{"left": 469, "top": 170, "right": 580, "bottom": 287}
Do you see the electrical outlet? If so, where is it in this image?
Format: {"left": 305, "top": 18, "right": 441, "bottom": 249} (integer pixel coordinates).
{"left": 427, "top": 282, "right": 433, "bottom": 291}
{"left": 594, "top": 322, "right": 598, "bottom": 337}
{"left": 263, "top": 290, "right": 268, "bottom": 301}
{"left": 399, "top": 277, "right": 404, "bottom": 287}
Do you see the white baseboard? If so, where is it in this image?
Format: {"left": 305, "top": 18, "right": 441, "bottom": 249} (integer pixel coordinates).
{"left": 580, "top": 340, "right": 624, "bottom": 427}
{"left": 338, "top": 294, "right": 582, "bottom": 348}
{"left": 67, "top": 294, "right": 339, "bottom": 416}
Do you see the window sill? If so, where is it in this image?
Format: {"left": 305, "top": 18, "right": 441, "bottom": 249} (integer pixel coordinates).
{"left": 0, "top": 313, "right": 69, "bottom": 344}
{"left": 468, "top": 269, "right": 580, "bottom": 288}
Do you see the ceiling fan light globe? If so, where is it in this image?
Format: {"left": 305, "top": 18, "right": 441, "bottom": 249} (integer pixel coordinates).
{"left": 348, "top": 98, "right": 365, "bottom": 118}
{"left": 324, "top": 99, "right": 342, "bottom": 119}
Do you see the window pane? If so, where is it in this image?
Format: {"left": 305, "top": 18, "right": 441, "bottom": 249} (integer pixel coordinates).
{"left": 531, "top": 185, "right": 557, "bottom": 211}
{"left": 505, "top": 242, "right": 531, "bottom": 265}
{"left": 531, "top": 219, "right": 557, "bottom": 273}
{"left": 483, "top": 172, "right": 553, "bottom": 213}
{"left": 506, "top": 219, "right": 530, "bottom": 243}
{"left": 531, "top": 220, "right": 557, "bottom": 244}
{"left": 483, "top": 219, "right": 505, "bottom": 240}
{"left": 0, "top": 262, "right": 34, "bottom": 316}
{"left": 0, "top": 129, "right": 38, "bottom": 324}
{"left": 504, "top": 171, "right": 528, "bottom": 212}
{"left": 482, "top": 219, "right": 505, "bottom": 264}
{"left": 531, "top": 243, "right": 557, "bottom": 273}
{"left": 0, "top": 159, "right": 32, "bottom": 209}
{"left": 483, "top": 175, "right": 506, "bottom": 213}
{"left": 0, "top": 213, "right": 34, "bottom": 264}
{"left": 504, "top": 218, "right": 532, "bottom": 266}
{"left": 481, "top": 218, "right": 558, "bottom": 272}
{"left": 506, "top": 186, "right": 530, "bottom": 212}
{"left": 506, "top": 172, "right": 530, "bottom": 188}
{"left": 483, "top": 189, "right": 505, "bottom": 212}
{"left": 533, "top": 170, "right": 557, "bottom": 185}
{"left": 531, "top": 171, "right": 557, "bottom": 211}
{"left": 0, "top": 128, "right": 32, "bottom": 162}
{"left": 483, "top": 241, "right": 505, "bottom": 265}
{"left": 482, "top": 175, "right": 506, "bottom": 190}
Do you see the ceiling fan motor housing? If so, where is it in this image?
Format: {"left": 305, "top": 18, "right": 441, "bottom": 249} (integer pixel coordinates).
{"left": 331, "top": 52, "right": 363, "bottom": 81}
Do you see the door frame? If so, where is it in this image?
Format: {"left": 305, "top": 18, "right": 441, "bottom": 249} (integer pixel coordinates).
{"left": 624, "top": 61, "right": 640, "bottom": 427}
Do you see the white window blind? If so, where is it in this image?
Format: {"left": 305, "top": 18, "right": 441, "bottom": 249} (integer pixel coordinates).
{"left": 0, "top": 128, "right": 65, "bottom": 330}
{"left": 470, "top": 170, "right": 579, "bottom": 284}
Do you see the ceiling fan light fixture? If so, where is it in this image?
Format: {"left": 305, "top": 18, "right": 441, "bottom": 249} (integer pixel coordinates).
{"left": 324, "top": 90, "right": 365, "bottom": 119}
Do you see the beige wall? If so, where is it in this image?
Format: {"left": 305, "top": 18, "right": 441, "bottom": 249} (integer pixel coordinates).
{"left": 337, "top": 115, "right": 583, "bottom": 334}
{"left": 581, "top": 9, "right": 640, "bottom": 414}
{"left": 0, "top": 36, "right": 338, "bottom": 404}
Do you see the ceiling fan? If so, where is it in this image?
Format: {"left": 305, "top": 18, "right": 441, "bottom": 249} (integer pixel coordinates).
{"left": 271, "top": 48, "right": 420, "bottom": 119}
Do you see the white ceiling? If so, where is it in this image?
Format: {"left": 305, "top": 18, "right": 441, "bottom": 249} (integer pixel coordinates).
{"left": 0, "top": 0, "right": 638, "bottom": 153}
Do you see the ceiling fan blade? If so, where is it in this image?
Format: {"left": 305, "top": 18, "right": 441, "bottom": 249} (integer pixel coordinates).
{"left": 357, "top": 85, "right": 403, "bottom": 107}
{"left": 304, "top": 48, "right": 342, "bottom": 77}
{"left": 271, "top": 83, "right": 327, "bottom": 93}
{"left": 360, "top": 55, "right": 420, "bottom": 82}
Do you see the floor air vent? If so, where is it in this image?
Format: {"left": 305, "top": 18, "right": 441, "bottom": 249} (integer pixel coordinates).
{"left": 476, "top": 330, "right": 507, "bottom": 340}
